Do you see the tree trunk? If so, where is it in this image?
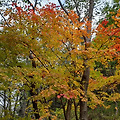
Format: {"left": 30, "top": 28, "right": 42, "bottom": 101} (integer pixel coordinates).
{"left": 80, "top": 0, "right": 94, "bottom": 120}
{"left": 13, "top": 93, "right": 19, "bottom": 117}
{"left": 8, "top": 88, "right": 12, "bottom": 116}
{"left": 80, "top": 100, "right": 88, "bottom": 120}
{"left": 29, "top": 83, "right": 40, "bottom": 119}
{"left": 19, "top": 90, "right": 27, "bottom": 117}
{"left": 80, "top": 67, "right": 90, "bottom": 120}
{"left": 115, "top": 101, "right": 118, "bottom": 116}
{"left": 73, "top": 99, "right": 79, "bottom": 120}
{"left": 3, "top": 90, "right": 7, "bottom": 117}
{"left": 29, "top": 53, "right": 40, "bottom": 119}
{"left": 66, "top": 99, "right": 72, "bottom": 120}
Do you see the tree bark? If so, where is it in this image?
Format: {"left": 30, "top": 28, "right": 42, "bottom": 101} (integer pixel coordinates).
{"left": 29, "top": 83, "right": 40, "bottom": 119}
{"left": 88, "top": 0, "right": 94, "bottom": 22}
{"left": 66, "top": 99, "right": 72, "bottom": 120}
{"left": 19, "top": 90, "right": 27, "bottom": 117}
{"left": 80, "top": 67, "right": 90, "bottom": 120}
{"left": 3, "top": 90, "right": 7, "bottom": 117}
{"left": 80, "top": 1, "right": 94, "bottom": 120}
{"left": 73, "top": 99, "right": 79, "bottom": 120}
{"left": 8, "top": 88, "right": 12, "bottom": 116}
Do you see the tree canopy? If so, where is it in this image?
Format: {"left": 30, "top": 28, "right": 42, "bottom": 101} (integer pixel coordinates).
{"left": 0, "top": 1, "right": 120, "bottom": 120}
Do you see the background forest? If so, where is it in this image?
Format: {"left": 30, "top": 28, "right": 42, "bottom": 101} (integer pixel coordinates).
{"left": 0, "top": 0, "right": 120, "bottom": 120}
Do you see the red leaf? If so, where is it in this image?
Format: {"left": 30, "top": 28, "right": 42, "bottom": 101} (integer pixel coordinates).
{"left": 101, "top": 19, "right": 109, "bottom": 26}
{"left": 57, "top": 95, "right": 61, "bottom": 99}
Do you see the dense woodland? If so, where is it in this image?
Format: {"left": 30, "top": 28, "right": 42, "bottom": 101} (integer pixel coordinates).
{"left": 0, "top": 0, "right": 120, "bottom": 120}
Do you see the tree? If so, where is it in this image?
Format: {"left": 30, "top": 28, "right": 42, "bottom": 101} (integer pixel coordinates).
{"left": 64, "top": 0, "right": 112, "bottom": 23}
{"left": 58, "top": 0, "right": 94, "bottom": 119}
{"left": 1, "top": 1, "right": 120, "bottom": 120}
{"left": 88, "top": 9, "right": 120, "bottom": 117}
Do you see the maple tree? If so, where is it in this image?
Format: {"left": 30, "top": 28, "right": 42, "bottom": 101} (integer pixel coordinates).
{"left": 0, "top": 1, "right": 120, "bottom": 120}
{"left": 88, "top": 8, "right": 120, "bottom": 111}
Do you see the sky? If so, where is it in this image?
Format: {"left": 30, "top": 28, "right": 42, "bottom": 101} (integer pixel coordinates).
{"left": 40, "top": 0, "right": 112, "bottom": 6}
{"left": 41, "top": 0, "right": 65, "bottom": 5}
{"left": 0, "top": 0, "right": 116, "bottom": 27}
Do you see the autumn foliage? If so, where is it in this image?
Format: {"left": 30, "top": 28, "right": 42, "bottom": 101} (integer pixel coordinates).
{"left": 0, "top": 2, "right": 120, "bottom": 119}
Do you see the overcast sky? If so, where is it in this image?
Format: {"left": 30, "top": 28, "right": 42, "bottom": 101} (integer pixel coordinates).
{"left": 41, "top": 0, "right": 65, "bottom": 6}
{"left": 40, "top": 0, "right": 113, "bottom": 6}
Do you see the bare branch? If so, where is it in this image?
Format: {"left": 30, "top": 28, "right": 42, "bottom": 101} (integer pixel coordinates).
{"left": 27, "top": 0, "right": 41, "bottom": 11}
{"left": 58, "top": 0, "right": 69, "bottom": 16}
{"left": 0, "top": 11, "right": 10, "bottom": 27}
{"left": 34, "top": 0, "right": 38, "bottom": 11}
{"left": 27, "top": 0, "right": 34, "bottom": 10}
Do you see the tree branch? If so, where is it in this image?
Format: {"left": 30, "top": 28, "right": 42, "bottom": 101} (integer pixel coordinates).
{"left": 73, "top": 99, "right": 79, "bottom": 120}
{"left": 88, "top": 0, "right": 94, "bottom": 21}
{"left": 30, "top": 50, "right": 50, "bottom": 72}
{"left": 60, "top": 97, "right": 67, "bottom": 120}
{"left": 33, "top": 0, "right": 38, "bottom": 11}
{"left": 58, "top": 0, "right": 69, "bottom": 16}
{"left": 27, "top": 0, "right": 41, "bottom": 11}
{"left": 73, "top": 0, "right": 80, "bottom": 21}
{"left": 27, "top": 0, "right": 34, "bottom": 10}
{"left": 0, "top": 11, "right": 10, "bottom": 27}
